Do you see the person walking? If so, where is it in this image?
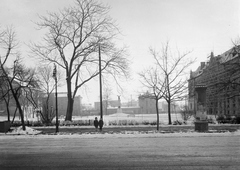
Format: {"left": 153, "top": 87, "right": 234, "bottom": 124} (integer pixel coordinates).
{"left": 99, "top": 118, "right": 104, "bottom": 131}
{"left": 94, "top": 117, "right": 99, "bottom": 131}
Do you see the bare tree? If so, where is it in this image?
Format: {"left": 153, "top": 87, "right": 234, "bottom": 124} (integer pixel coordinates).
{"left": 31, "top": 0, "right": 129, "bottom": 121}
{"left": 0, "top": 27, "right": 39, "bottom": 130}
{"left": 180, "top": 105, "right": 194, "bottom": 123}
{"left": 35, "top": 65, "right": 63, "bottom": 124}
{"left": 102, "top": 86, "right": 112, "bottom": 115}
{"left": 150, "top": 42, "right": 194, "bottom": 124}
{"left": 0, "top": 75, "right": 12, "bottom": 121}
{"left": 139, "top": 67, "right": 165, "bottom": 130}
{"left": 216, "top": 45, "right": 240, "bottom": 99}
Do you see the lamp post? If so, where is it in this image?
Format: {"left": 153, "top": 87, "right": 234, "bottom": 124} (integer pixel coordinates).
{"left": 53, "top": 64, "right": 59, "bottom": 133}
{"left": 99, "top": 45, "right": 103, "bottom": 120}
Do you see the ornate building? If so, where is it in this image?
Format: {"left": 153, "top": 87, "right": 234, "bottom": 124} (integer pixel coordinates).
{"left": 188, "top": 46, "right": 240, "bottom": 116}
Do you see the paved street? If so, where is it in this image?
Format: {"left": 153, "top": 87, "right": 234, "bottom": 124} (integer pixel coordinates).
{"left": 0, "top": 133, "right": 239, "bottom": 170}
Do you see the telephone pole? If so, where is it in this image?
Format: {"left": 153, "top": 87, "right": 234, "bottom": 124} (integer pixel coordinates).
{"left": 53, "top": 64, "right": 59, "bottom": 133}
{"left": 99, "top": 45, "right": 103, "bottom": 119}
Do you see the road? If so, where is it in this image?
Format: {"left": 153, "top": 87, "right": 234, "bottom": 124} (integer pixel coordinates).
{"left": 0, "top": 133, "right": 239, "bottom": 170}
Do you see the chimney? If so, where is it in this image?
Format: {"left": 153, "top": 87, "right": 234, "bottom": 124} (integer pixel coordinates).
{"left": 210, "top": 52, "right": 214, "bottom": 58}
{"left": 200, "top": 62, "right": 205, "bottom": 69}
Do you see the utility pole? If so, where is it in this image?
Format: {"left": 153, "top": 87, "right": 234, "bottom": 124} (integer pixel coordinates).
{"left": 53, "top": 64, "right": 59, "bottom": 133}
{"left": 99, "top": 45, "right": 103, "bottom": 119}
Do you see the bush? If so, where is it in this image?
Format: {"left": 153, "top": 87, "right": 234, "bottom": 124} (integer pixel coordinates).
{"left": 119, "top": 120, "right": 128, "bottom": 126}
{"left": 11, "top": 121, "right": 22, "bottom": 127}
{"left": 236, "top": 116, "right": 240, "bottom": 124}
{"left": 150, "top": 121, "right": 157, "bottom": 125}
{"left": 207, "top": 117, "right": 215, "bottom": 124}
{"left": 216, "top": 115, "right": 240, "bottom": 124}
{"left": 142, "top": 121, "right": 150, "bottom": 125}
{"left": 58, "top": 119, "right": 93, "bottom": 126}
{"left": 231, "top": 116, "right": 240, "bottom": 124}
{"left": 173, "top": 120, "right": 183, "bottom": 125}
{"left": 108, "top": 120, "right": 117, "bottom": 126}
{"left": 128, "top": 120, "right": 136, "bottom": 126}
{"left": 217, "top": 115, "right": 225, "bottom": 124}
{"left": 180, "top": 105, "right": 194, "bottom": 121}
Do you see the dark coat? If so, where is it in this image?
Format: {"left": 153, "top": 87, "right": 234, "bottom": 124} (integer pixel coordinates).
{"left": 94, "top": 120, "right": 99, "bottom": 128}
{"left": 99, "top": 119, "right": 104, "bottom": 128}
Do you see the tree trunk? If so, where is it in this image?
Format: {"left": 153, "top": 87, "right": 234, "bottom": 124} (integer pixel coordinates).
{"left": 167, "top": 100, "right": 172, "bottom": 125}
{"left": 4, "top": 96, "right": 10, "bottom": 121}
{"left": 6, "top": 102, "right": 10, "bottom": 122}
{"left": 18, "top": 105, "right": 26, "bottom": 130}
{"left": 13, "top": 94, "right": 26, "bottom": 130}
{"left": 11, "top": 107, "right": 18, "bottom": 124}
{"left": 155, "top": 99, "right": 159, "bottom": 131}
{"left": 9, "top": 83, "right": 26, "bottom": 130}
{"left": 65, "top": 97, "right": 74, "bottom": 121}
{"left": 65, "top": 79, "right": 74, "bottom": 121}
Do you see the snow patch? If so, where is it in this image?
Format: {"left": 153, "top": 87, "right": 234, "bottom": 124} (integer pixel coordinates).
{"left": 7, "top": 126, "right": 42, "bottom": 135}
{"left": 108, "top": 113, "right": 129, "bottom": 117}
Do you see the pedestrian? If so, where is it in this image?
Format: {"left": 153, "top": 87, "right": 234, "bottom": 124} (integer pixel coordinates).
{"left": 99, "top": 118, "right": 104, "bottom": 131}
{"left": 94, "top": 117, "right": 99, "bottom": 131}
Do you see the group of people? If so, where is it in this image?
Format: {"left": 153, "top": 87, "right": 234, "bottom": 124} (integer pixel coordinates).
{"left": 94, "top": 117, "right": 104, "bottom": 131}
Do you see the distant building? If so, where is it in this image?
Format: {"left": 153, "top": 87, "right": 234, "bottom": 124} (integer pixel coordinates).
{"left": 90, "top": 93, "right": 181, "bottom": 116}
{"left": 138, "top": 92, "right": 157, "bottom": 114}
{"left": 122, "top": 99, "right": 139, "bottom": 107}
{"left": 50, "top": 92, "right": 82, "bottom": 116}
{"left": 94, "top": 100, "right": 119, "bottom": 110}
{"left": 94, "top": 97, "right": 140, "bottom": 115}
{"left": 188, "top": 46, "right": 240, "bottom": 116}
{"left": 138, "top": 93, "right": 181, "bottom": 114}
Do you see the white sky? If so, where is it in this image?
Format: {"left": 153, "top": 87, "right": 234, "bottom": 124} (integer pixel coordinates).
{"left": 0, "top": 0, "right": 239, "bottom": 105}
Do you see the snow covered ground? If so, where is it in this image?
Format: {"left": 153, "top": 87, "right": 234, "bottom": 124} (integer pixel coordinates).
{"left": 70, "top": 113, "right": 198, "bottom": 126}
{"left": 1, "top": 113, "right": 217, "bottom": 126}
{"left": 0, "top": 113, "right": 230, "bottom": 137}
{"left": 1, "top": 125, "right": 239, "bottom": 138}
{"left": 5, "top": 126, "right": 42, "bottom": 135}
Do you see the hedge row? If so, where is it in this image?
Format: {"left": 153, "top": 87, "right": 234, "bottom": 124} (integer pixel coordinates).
{"left": 217, "top": 116, "right": 240, "bottom": 124}
{"left": 10, "top": 119, "right": 160, "bottom": 127}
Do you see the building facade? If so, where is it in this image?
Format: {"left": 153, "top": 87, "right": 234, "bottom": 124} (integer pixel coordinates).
{"left": 138, "top": 93, "right": 157, "bottom": 114}
{"left": 50, "top": 92, "right": 82, "bottom": 117}
{"left": 188, "top": 46, "right": 240, "bottom": 116}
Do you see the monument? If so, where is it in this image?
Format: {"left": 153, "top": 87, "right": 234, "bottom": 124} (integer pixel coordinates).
{"left": 195, "top": 103, "right": 208, "bottom": 132}
{"left": 117, "top": 95, "right": 122, "bottom": 113}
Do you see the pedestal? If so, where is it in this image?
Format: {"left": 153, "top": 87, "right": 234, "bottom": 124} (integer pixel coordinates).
{"left": 195, "top": 121, "right": 208, "bottom": 132}
{"left": 0, "top": 121, "right": 10, "bottom": 133}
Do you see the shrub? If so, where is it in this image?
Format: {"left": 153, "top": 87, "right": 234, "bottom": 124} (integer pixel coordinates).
{"left": 180, "top": 105, "right": 194, "bottom": 121}
{"left": 108, "top": 120, "right": 117, "bottom": 126}
{"left": 173, "top": 120, "right": 183, "bottom": 125}
{"left": 142, "top": 121, "right": 150, "bottom": 125}
{"left": 207, "top": 117, "right": 215, "bottom": 124}
{"left": 235, "top": 116, "right": 240, "bottom": 124}
{"left": 119, "top": 120, "right": 128, "bottom": 126}
{"left": 150, "top": 121, "right": 157, "bottom": 125}
{"left": 128, "top": 120, "right": 135, "bottom": 126}
{"left": 217, "top": 115, "right": 225, "bottom": 124}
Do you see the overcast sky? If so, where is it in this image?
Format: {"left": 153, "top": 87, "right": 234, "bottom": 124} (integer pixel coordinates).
{"left": 0, "top": 0, "right": 239, "bottom": 104}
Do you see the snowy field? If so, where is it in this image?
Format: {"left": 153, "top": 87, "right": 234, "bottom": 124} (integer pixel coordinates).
{"left": 0, "top": 113, "right": 192, "bottom": 124}
{"left": 0, "top": 112, "right": 216, "bottom": 126}
{"left": 70, "top": 113, "right": 197, "bottom": 126}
